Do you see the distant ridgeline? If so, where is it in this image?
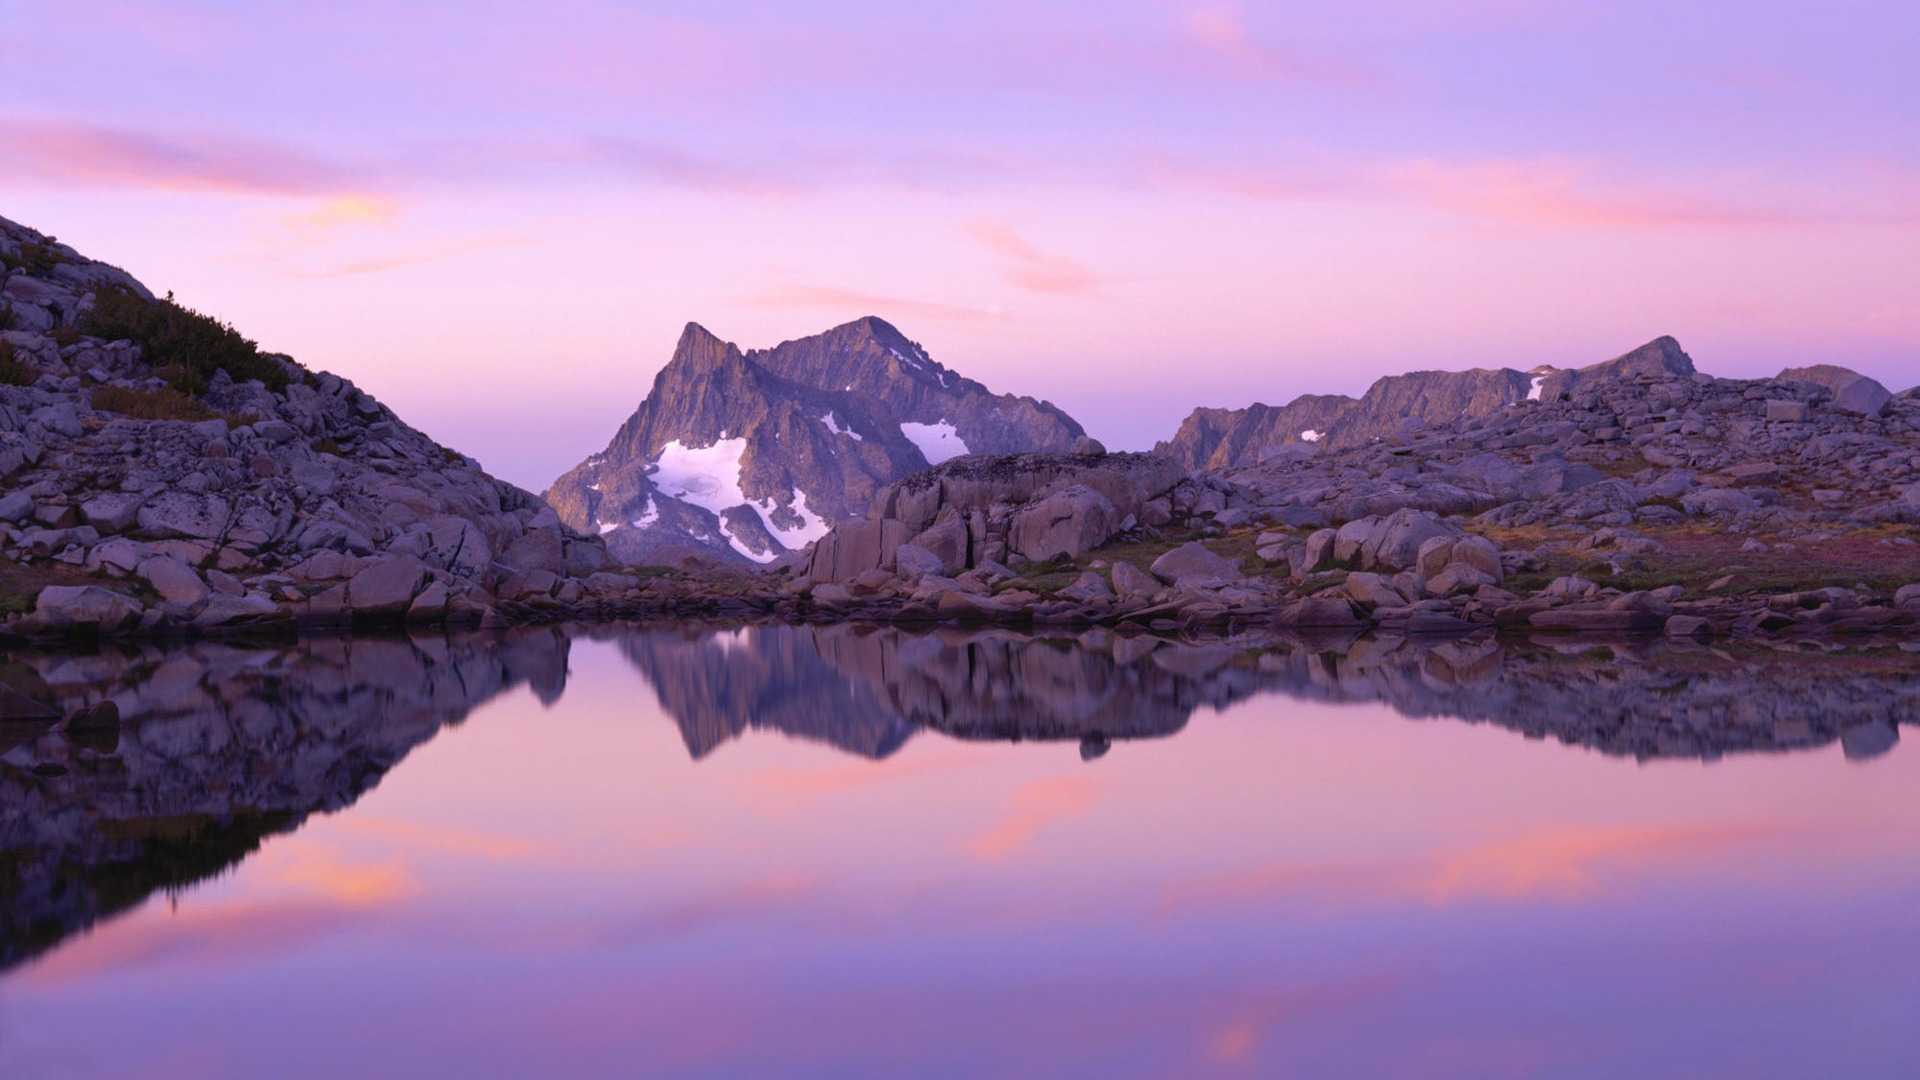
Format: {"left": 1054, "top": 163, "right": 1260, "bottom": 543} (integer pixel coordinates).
{"left": 1158, "top": 337, "right": 1701, "bottom": 471}
{"left": 544, "top": 317, "right": 1095, "bottom": 566}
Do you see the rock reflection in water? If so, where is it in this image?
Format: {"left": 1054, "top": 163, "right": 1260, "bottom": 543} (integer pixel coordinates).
{"left": 3, "top": 623, "right": 1912, "bottom": 977}
{"left": 0, "top": 628, "right": 571, "bottom": 973}
{"left": 611, "top": 623, "right": 1913, "bottom": 764}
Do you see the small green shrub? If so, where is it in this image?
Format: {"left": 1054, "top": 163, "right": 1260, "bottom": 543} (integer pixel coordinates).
{"left": 90, "top": 384, "right": 225, "bottom": 423}
{"left": 81, "top": 285, "right": 288, "bottom": 396}
{"left": 0, "top": 242, "right": 62, "bottom": 276}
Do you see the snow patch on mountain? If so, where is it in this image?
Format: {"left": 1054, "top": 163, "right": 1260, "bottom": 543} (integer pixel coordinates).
{"left": 653, "top": 438, "right": 751, "bottom": 515}
{"left": 822, "top": 412, "right": 862, "bottom": 441}
{"left": 901, "top": 421, "right": 969, "bottom": 465}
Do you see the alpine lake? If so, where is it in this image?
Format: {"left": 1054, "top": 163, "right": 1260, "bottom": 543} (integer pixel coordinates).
{"left": 0, "top": 622, "right": 1915, "bottom": 1079}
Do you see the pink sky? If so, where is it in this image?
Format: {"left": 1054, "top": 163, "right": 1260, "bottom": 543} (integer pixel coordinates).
{"left": 4, "top": 0, "right": 1916, "bottom": 488}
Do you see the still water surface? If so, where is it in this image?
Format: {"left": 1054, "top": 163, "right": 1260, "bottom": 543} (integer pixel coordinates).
{"left": 1, "top": 625, "right": 1915, "bottom": 1079}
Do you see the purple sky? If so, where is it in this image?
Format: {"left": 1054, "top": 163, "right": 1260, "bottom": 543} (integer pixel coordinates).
{"left": 4, "top": 0, "right": 1916, "bottom": 488}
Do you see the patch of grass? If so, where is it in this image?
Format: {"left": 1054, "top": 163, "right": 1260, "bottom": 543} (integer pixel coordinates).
{"left": 996, "top": 524, "right": 1290, "bottom": 596}
{"left": 0, "top": 552, "right": 158, "bottom": 617}
{"left": 0, "top": 304, "right": 15, "bottom": 332}
{"left": 90, "top": 384, "right": 229, "bottom": 423}
{"left": 50, "top": 324, "right": 81, "bottom": 348}
{"left": 81, "top": 284, "right": 289, "bottom": 396}
{"left": 1492, "top": 522, "right": 1920, "bottom": 598}
{"left": 312, "top": 436, "right": 344, "bottom": 456}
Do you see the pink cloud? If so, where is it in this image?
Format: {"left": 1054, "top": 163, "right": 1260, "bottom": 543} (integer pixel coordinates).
{"left": 964, "top": 221, "right": 1108, "bottom": 296}
{"left": 1389, "top": 157, "right": 1806, "bottom": 228}
{"left": 966, "top": 776, "right": 1103, "bottom": 861}
{"left": 1203, "top": 972, "right": 1409, "bottom": 1064}
{"left": 19, "top": 900, "right": 370, "bottom": 989}
{"left": 1161, "top": 822, "right": 1793, "bottom": 915}
{"left": 1171, "top": 3, "right": 1381, "bottom": 88}
{"left": 0, "top": 117, "right": 362, "bottom": 195}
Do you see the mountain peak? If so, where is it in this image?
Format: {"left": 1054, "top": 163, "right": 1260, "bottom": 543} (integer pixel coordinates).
{"left": 548, "top": 318, "right": 1089, "bottom": 566}
{"left": 1584, "top": 335, "right": 1694, "bottom": 379}
{"left": 670, "top": 322, "right": 742, "bottom": 370}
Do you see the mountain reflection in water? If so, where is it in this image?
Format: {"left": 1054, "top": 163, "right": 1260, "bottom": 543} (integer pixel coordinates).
{"left": 0, "top": 624, "right": 1910, "bottom": 978}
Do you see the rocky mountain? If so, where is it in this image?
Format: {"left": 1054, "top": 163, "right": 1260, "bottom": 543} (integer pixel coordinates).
{"left": 0, "top": 213, "right": 608, "bottom": 638}
{"left": 544, "top": 317, "right": 1091, "bottom": 566}
{"left": 1158, "top": 336, "right": 1699, "bottom": 471}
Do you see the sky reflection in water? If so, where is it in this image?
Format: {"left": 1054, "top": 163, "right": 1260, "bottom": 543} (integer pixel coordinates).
{"left": 0, "top": 627, "right": 1915, "bottom": 1079}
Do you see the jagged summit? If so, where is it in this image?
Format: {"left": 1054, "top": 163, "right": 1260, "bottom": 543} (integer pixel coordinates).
{"left": 545, "top": 319, "right": 1090, "bottom": 566}
{"left": 1158, "top": 336, "right": 1700, "bottom": 472}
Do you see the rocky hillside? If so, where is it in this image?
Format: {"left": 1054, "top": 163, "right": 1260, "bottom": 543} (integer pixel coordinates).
{"left": 545, "top": 317, "right": 1092, "bottom": 566}
{"left": 0, "top": 214, "right": 608, "bottom": 638}
{"left": 1158, "top": 336, "right": 1699, "bottom": 470}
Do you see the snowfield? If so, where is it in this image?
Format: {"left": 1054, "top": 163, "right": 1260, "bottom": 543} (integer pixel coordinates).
{"left": 901, "top": 421, "right": 969, "bottom": 465}
{"left": 644, "top": 438, "right": 829, "bottom": 561}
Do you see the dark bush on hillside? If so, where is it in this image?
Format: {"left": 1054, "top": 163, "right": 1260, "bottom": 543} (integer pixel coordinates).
{"left": 0, "top": 341, "right": 36, "bottom": 386}
{"left": 0, "top": 241, "right": 63, "bottom": 275}
{"left": 90, "top": 384, "right": 230, "bottom": 423}
{"left": 82, "top": 284, "right": 289, "bottom": 396}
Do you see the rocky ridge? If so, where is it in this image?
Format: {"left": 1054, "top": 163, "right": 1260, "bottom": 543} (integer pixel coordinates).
{"left": 0, "top": 214, "right": 616, "bottom": 640}
{"left": 1161, "top": 336, "right": 1702, "bottom": 471}
{"left": 544, "top": 316, "right": 1090, "bottom": 566}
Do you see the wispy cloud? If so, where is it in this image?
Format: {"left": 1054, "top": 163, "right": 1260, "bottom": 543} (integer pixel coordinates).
{"left": 0, "top": 117, "right": 363, "bottom": 196}
{"left": 964, "top": 221, "right": 1107, "bottom": 296}
{"left": 278, "top": 193, "right": 401, "bottom": 240}
{"left": 965, "top": 776, "right": 1102, "bottom": 861}
{"left": 1161, "top": 822, "right": 1791, "bottom": 915}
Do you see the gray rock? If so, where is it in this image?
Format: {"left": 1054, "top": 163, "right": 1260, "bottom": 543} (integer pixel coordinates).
{"left": 138, "top": 556, "right": 209, "bottom": 605}
{"left": 1765, "top": 399, "right": 1809, "bottom": 423}
{"left": 136, "top": 492, "right": 231, "bottom": 541}
{"left": 1343, "top": 571, "right": 1407, "bottom": 609}
{"left": 1681, "top": 489, "right": 1758, "bottom": 517}
{"left": 1362, "top": 509, "right": 1461, "bottom": 572}
{"left": 1833, "top": 376, "right": 1892, "bottom": 417}
{"left": 908, "top": 517, "right": 970, "bottom": 574}
{"left": 1426, "top": 564, "right": 1496, "bottom": 596}
{"left": 1110, "top": 560, "right": 1160, "bottom": 600}
{"left": 346, "top": 554, "right": 430, "bottom": 618}
{"left": 193, "top": 592, "right": 279, "bottom": 627}
{"left": 1058, "top": 571, "right": 1114, "bottom": 602}
{"left": 34, "top": 585, "right": 143, "bottom": 632}
{"left": 1010, "top": 484, "right": 1119, "bottom": 563}
{"left": 79, "top": 492, "right": 146, "bottom": 533}
{"left": 1149, "top": 542, "right": 1240, "bottom": 586}
{"left": 0, "top": 490, "right": 31, "bottom": 523}
{"left": 1664, "top": 614, "right": 1713, "bottom": 639}
{"left": 892, "top": 542, "right": 945, "bottom": 581}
